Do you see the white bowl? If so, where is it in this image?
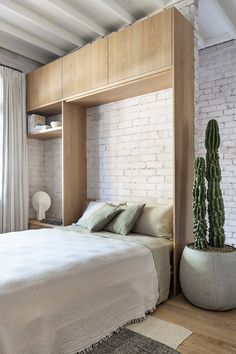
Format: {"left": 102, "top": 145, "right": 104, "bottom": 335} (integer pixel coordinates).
{"left": 51, "top": 121, "right": 62, "bottom": 128}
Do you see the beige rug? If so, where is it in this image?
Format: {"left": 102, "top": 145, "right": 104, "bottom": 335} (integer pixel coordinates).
{"left": 128, "top": 315, "right": 192, "bottom": 350}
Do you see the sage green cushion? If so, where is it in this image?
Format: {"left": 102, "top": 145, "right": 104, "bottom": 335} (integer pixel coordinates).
{"left": 105, "top": 204, "right": 145, "bottom": 235}
{"left": 86, "top": 204, "right": 121, "bottom": 232}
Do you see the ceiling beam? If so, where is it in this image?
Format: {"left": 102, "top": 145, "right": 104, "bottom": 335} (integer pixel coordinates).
{"left": 208, "top": 0, "right": 236, "bottom": 38}
{"left": 98, "top": 0, "right": 136, "bottom": 24}
{"left": 154, "top": 0, "right": 166, "bottom": 9}
{"left": 0, "top": 20, "right": 66, "bottom": 57}
{"left": 48, "top": 0, "right": 108, "bottom": 36}
{"left": 0, "top": 37, "right": 48, "bottom": 64}
{"left": 0, "top": 0, "right": 85, "bottom": 47}
{"left": 203, "top": 33, "right": 234, "bottom": 49}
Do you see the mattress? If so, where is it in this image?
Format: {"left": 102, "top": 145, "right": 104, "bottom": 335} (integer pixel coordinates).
{"left": 61, "top": 225, "right": 172, "bottom": 303}
{"left": 0, "top": 227, "right": 165, "bottom": 354}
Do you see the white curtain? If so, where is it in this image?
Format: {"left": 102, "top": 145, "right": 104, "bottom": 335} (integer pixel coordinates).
{"left": 0, "top": 66, "right": 28, "bottom": 233}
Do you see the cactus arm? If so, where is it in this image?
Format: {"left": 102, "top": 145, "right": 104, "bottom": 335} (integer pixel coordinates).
{"left": 205, "top": 119, "right": 225, "bottom": 248}
{"left": 193, "top": 157, "right": 208, "bottom": 250}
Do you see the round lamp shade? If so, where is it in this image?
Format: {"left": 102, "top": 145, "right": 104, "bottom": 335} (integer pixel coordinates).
{"left": 32, "top": 191, "right": 51, "bottom": 221}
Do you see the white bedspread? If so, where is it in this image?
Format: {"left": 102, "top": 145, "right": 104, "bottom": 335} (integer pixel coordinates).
{"left": 0, "top": 229, "right": 159, "bottom": 354}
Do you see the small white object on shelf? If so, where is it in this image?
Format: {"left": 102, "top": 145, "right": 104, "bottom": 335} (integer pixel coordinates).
{"left": 50, "top": 121, "right": 62, "bottom": 128}
{"left": 32, "top": 191, "right": 51, "bottom": 221}
{"left": 33, "top": 125, "right": 51, "bottom": 132}
{"left": 28, "top": 114, "right": 45, "bottom": 133}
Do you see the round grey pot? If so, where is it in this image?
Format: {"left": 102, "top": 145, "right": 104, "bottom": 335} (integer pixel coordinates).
{"left": 180, "top": 245, "right": 236, "bottom": 311}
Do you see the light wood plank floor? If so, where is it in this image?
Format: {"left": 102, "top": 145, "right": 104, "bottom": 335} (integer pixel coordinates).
{"left": 153, "top": 294, "right": 236, "bottom": 354}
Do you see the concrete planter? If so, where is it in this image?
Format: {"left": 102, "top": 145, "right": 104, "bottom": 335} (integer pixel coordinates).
{"left": 180, "top": 245, "right": 236, "bottom": 311}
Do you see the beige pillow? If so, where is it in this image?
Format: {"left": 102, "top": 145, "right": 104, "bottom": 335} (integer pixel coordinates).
{"left": 132, "top": 204, "right": 173, "bottom": 238}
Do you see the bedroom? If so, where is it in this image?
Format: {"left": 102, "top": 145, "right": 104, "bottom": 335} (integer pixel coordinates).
{"left": 0, "top": 0, "right": 236, "bottom": 353}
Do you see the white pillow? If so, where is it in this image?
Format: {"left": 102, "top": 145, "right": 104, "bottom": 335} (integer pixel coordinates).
{"left": 76, "top": 201, "right": 106, "bottom": 227}
{"left": 132, "top": 204, "right": 173, "bottom": 238}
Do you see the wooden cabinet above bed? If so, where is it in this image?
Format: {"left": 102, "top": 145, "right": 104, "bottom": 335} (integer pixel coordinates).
{"left": 108, "top": 9, "right": 172, "bottom": 83}
{"left": 26, "top": 9, "right": 172, "bottom": 106}
{"left": 62, "top": 38, "right": 108, "bottom": 99}
{"left": 26, "top": 59, "right": 62, "bottom": 111}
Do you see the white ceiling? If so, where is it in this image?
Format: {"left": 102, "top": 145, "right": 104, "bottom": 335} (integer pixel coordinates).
{"left": 0, "top": 0, "right": 236, "bottom": 65}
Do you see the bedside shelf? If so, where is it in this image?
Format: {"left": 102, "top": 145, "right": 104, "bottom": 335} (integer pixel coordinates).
{"left": 28, "top": 126, "right": 62, "bottom": 140}
{"left": 28, "top": 219, "right": 62, "bottom": 229}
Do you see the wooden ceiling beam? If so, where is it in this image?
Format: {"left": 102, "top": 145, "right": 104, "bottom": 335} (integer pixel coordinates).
{"left": 208, "top": 0, "right": 236, "bottom": 38}
{"left": 97, "top": 0, "right": 136, "bottom": 24}
{"left": 0, "top": 37, "right": 48, "bottom": 64}
{"left": 0, "top": 0, "right": 85, "bottom": 47}
{"left": 0, "top": 20, "right": 66, "bottom": 57}
{"left": 48, "top": 0, "right": 108, "bottom": 36}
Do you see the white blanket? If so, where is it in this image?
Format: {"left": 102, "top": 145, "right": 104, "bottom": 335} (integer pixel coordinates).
{"left": 0, "top": 229, "right": 159, "bottom": 354}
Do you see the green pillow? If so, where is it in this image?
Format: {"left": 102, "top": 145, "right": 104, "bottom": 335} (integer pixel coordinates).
{"left": 86, "top": 204, "right": 121, "bottom": 232}
{"left": 105, "top": 204, "right": 145, "bottom": 235}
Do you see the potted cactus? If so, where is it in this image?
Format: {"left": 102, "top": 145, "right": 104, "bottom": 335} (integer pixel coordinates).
{"left": 180, "top": 119, "right": 236, "bottom": 311}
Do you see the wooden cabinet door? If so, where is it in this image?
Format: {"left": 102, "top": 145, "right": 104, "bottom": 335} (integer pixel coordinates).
{"left": 108, "top": 9, "right": 172, "bottom": 83}
{"left": 63, "top": 38, "right": 108, "bottom": 98}
{"left": 26, "top": 59, "right": 62, "bottom": 110}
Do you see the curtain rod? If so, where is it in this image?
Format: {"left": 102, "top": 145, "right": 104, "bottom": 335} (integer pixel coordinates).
{"left": 0, "top": 64, "right": 23, "bottom": 73}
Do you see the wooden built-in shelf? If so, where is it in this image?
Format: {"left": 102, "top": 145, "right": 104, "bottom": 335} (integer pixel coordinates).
{"left": 28, "top": 219, "right": 61, "bottom": 229}
{"left": 66, "top": 67, "right": 173, "bottom": 107}
{"left": 28, "top": 126, "right": 62, "bottom": 139}
{"left": 27, "top": 101, "right": 62, "bottom": 115}
{"left": 26, "top": 7, "right": 194, "bottom": 295}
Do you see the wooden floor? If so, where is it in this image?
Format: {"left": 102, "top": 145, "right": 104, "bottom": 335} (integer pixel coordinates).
{"left": 153, "top": 294, "right": 236, "bottom": 354}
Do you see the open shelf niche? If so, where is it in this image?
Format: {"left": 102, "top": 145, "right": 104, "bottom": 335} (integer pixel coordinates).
{"left": 27, "top": 101, "right": 86, "bottom": 226}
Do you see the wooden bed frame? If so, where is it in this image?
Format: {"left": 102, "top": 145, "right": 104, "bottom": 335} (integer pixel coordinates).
{"left": 26, "top": 7, "right": 194, "bottom": 295}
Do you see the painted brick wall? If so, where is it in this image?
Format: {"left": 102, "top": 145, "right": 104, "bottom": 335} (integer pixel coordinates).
{"left": 198, "top": 40, "right": 236, "bottom": 246}
{"left": 28, "top": 137, "right": 62, "bottom": 220}
{"left": 87, "top": 89, "right": 173, "bottom": 204}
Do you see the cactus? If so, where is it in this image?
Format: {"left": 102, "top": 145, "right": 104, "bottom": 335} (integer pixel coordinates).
{"left": 205, "top": 119, "right": 225, "bottom": 248}
{"left": 193, "top": 157, "right": 208, "bottom": 250}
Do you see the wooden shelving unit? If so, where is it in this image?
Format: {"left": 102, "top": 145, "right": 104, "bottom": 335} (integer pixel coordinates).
{"left": 28, "top": 126, "right": 62, "bottom": 139}
{"left": 26, "top": 7, "right": 194, "bottom": 295}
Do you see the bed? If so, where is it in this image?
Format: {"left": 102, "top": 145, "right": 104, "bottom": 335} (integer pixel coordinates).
{"left": 0, "top": 225, "right": 172, "bottom": 354}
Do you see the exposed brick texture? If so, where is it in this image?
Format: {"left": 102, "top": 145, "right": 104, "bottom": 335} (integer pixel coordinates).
{"left": 86, "top": 89, "right": 173, "bottom": 204}
{"left": 198, "top": 40, "right": 236, "bottom": 246}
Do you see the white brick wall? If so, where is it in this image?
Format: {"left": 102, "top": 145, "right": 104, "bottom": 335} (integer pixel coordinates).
{"left": 198, "top": 40, "right": 236, "bottom": 246}
{"left": 28, "top": 139, "right": 44, "bottom": 218}
{"left": 87, "top": 89, "right": 173, "bottom": 204}
{"left": 28, "top": 137, "right": 62, "bottom": 220}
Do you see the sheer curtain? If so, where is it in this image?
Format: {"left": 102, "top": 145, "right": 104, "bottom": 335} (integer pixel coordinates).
{"left": 0, "top": 66, "right": 28, "bottom": 233}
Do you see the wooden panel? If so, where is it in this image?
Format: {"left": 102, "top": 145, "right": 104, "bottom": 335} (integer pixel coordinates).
{"left": 66, "top": 67, "right": 173, "bottom": 107}
{"left": 63, "top": 102, "right": 86, "bottom": 225}
{"left": 28, "top": 127, "right": 62, "bottom": 140}
{"left": 28, "top": 219, "right": 53, "bottom": 229}
{"left": 154, "top": 295, "right": 236, "bottom": 354}
{"left": 63, "top": 38, "right": 108, "bottom": 99}
{"left": 26, "top": 59, "right": 62, "bottom": 110}
{"left": 108, "top": 9, "right": 172, "bottom": 83}
{"left": 27, "top": 101, "right": 62, "bottom": 115}
{"left": 172, "top": 8, "right": 194, "bottom": 295}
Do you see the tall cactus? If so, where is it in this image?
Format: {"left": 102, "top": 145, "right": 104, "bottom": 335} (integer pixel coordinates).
{"left": 205, "top": 119, "right": 225, "bottom": 248}
{"left": 193, "top": 157, "right": 208, "bottom": 250}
